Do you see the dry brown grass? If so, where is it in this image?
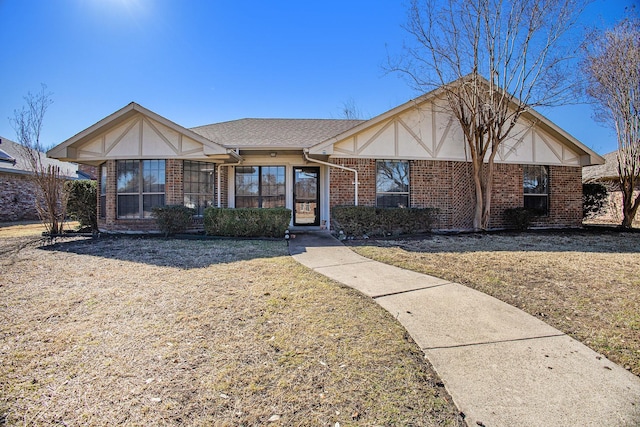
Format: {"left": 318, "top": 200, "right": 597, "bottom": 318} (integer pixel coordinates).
{"left": 0, "top": 234, "right": 462, "bottom": 426}
{"left": 0, "top": 221, "right": 79, "bottom": 238}
{"left": 348, "top": 230, "right": 640, "bottom": 377}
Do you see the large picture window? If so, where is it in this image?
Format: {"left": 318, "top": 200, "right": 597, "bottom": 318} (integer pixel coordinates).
{"left": 184, "top": 160, "right": 214, "bottom": 216}
{"left": 376, "top": 160, "right": 409, "bottom": 208}
{"left": 235, "top": 166, "right": 285, "bottom": 208}
{"left": 117, "top": 160, "right": 165, "bottom": 219}
{"left": 524, "top": 165, "right": 549, "bottom": 214}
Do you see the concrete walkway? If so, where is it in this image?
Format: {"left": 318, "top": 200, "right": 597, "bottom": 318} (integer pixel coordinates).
{"left": 289, "top": 232, "right": 640, "bottom": 427}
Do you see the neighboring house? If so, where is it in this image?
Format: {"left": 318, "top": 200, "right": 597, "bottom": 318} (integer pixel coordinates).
{"left": 47, "top": 82, "right": 604, "bottom": 233}
{"left": 583, "top": 150, "right": 640, "bottom": 226}
{"left": 0, "top": 137, "right": 87, "bottom": 222}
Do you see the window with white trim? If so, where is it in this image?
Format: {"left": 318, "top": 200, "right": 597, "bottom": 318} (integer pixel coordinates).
{"left": 116, "top": 160, "right": 165, "bottom": 218}
{"left": 376, "top": 160, "right": 409, "bottom": 208}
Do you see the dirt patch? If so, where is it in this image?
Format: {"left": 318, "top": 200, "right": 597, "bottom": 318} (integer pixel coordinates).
{"left": 348, "top": 230, "right": 640, "bottom": 377}
{"left": 0, "top": 235, "right": 462, "bottom": 426}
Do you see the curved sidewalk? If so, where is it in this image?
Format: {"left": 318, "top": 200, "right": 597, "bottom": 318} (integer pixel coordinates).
{"left": 289, "top": 232, "right": 640, "bottom": 427}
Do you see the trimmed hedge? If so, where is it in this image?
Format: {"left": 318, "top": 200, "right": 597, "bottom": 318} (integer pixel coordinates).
{"left": 152, "top": 205, "right": 196, "bottom": 237}
{"left": 65, "top": 180, "right": 98, "bottom": 232}
{"left": 204, "top": 207, "right": 292, "bottom": 237}
{"left": 331, "top": 206, "right": 438, "bottom": 237}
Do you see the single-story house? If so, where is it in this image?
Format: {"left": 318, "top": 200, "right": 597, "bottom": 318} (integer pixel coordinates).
{"left": 583, "top": 150, "right": 640, "bottom": 226}
{"left": 0, "top": 136, "right": 89, "bottom": 222}
{"left": 47, "top": 82, "right": 604, "bottom": 233}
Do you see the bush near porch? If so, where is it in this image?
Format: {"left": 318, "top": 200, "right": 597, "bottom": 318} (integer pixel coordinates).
{"left": 331, "top": 206, "right": 438, "bottom": 238}
{"left": 204, "top": 207, "right": 292, "bottom": 237}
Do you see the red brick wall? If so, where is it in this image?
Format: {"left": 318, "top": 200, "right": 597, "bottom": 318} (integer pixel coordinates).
{"left": 329, "top": 158, "right": 376, "bottom": 207}
{"left": 328, "top": 158, "right": 583, "bottom": 230}
{"left": 166, "top": 159, "right": 183, "bottom": 205}
{"left": 0, "top": 172, "right": 40, "bottom": 221}
{"left": 534, "top": 165, "right": 582, "bottom": 228}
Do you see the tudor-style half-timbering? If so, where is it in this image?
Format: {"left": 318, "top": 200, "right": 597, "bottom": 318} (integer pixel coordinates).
{"left": 312, "top": 96, "right": 586, "bottom": 167}
{"left": 48, "top": 103, "right": 236, "bottom": 165}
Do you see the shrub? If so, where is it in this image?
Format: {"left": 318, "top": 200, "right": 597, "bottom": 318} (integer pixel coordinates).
{"left": 204, "top": 208, "right": 292, "bottom": 237}
{"left": 503, "top": 207, "right": 539, "bottom": 230}
{"left": 151, "top": 205, "right": 195, "bottom": 237}
{"left": 583, "top": 183, "right": 608, "bottom": 219}
{"left": 65, "top": 179, "right": 98, "bottom": 232}
{"left": 331, "top": 206, "right": 438, "bottom": 237}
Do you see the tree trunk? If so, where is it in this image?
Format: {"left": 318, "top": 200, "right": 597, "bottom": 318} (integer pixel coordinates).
{"left": 620, "top": 178, "right": 640, "bottom": 228}
{"left": 472, "top": 159, "right": 484, "bottom": 231}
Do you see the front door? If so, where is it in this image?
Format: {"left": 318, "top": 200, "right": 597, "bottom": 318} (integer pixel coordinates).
{"left": 293, "top": 167, "right": 320, "bottom": 226}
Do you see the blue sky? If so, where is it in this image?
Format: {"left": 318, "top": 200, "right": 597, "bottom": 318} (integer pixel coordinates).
{"left": 0, "top": 0, "right": 636, "bottom": 155}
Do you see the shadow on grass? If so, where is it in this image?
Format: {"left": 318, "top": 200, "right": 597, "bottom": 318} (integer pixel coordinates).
{"left": 38, "top": 234, "right": 290, "bottom": 269}
{"left": 346, "top": 228, "right": 640, "bottom": 255}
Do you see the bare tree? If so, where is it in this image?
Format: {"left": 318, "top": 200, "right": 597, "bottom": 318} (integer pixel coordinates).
{"left": 340, "top": 98, "right": 364, "bottom": 120}
{"left": 583, "top": 18, "right": 640, "bottom": 228}
{"left": 389, "top": 0, "right": 587, "bottom": 230}
{"left": 11, "top": 85, "right": 68, "bottom": 235}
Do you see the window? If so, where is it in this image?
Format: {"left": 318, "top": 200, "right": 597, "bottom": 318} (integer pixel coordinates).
{"left": 184, "top": 160, "right": 214, "bottom": 216}
{"left": 235, "top": 166, "right": 285, "bottom": 208}
{"left": 116, "top": 160, "right": 165, "bottom": 218}
{"left": 99, "top": 164, "right": 107, "bottom": 219}
{"left": 523, "top": 165, "right": 549, "bottom": 214}
{"left": 376, "top": 160, "right": 409, "bottom": 208}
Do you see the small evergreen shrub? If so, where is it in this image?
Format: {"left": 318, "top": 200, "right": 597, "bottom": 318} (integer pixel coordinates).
{"left": 65, "top": 179, "right": 98, "bottom": 232}
{"left": 204, "top": 207, "right": 292, "bottom": 237}
{"left": 152, "top": 205, "right": 195, "bottom": 237}
{"left": 331, "top": 206, "right": 438, "bottom": 237}
{"left": 503, "top": 207, "right": 538, "bottom": 230}
{"left": 583, "top": 183, "right": 608, "bottom": 219}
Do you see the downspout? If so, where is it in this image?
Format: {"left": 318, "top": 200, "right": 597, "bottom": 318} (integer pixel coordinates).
{"left": 217, "top": 150, "right": 243, "bottom": 208}
{"left": 303, "top": 150, "right": 358, "bottom": 206}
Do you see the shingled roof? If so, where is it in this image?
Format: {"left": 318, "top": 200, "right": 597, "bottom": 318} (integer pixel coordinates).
{"left": 190, "top": 118, "right": 364, "bottom": 149}
{"left": 583, "top": 151, "right": 621, "bottom": 182}
{"left": 0, "top": 136, "right": 80, "bottom": 178}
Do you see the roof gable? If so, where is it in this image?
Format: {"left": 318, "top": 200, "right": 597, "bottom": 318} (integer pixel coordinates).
{"left": 48, "top": 103, "right": 233, "bottom": 164}
{"left": 310, "top": 78, "right": 604, "bottom": 167}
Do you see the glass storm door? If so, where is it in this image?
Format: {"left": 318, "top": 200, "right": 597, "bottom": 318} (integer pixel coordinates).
{"left": 293, "top": 167, "right": 320, "bottom": 226}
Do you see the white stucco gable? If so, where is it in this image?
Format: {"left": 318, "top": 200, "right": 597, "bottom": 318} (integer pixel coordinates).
{"left": 48, "top": 103, "right": 237, "bottom": 165}
{"left": 310, "top": 88, "right": 603, "bottom": 167}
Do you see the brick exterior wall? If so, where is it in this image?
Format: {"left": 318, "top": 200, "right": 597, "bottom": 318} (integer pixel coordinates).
{"left": 0, "top": 172, "right": 40, "bottom": 221}
{"left": 329, "top": 158, "right": 376, "bottom": 207}
{"left": 165, "top": 159, "right": 183, "bottom": 205}
{"left": 97, "top": 160, "right": 227, "bottom": 232}
{"left": 328, "top": 158, "right": 583, "bottom": 231}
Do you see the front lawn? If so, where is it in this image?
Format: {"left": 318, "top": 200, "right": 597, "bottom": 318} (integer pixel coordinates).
{"left": 348, "top": 230, "right": 640, "bottom": 377}
{"left": 0, "top": 233, "right": 462, "bottom": 426}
